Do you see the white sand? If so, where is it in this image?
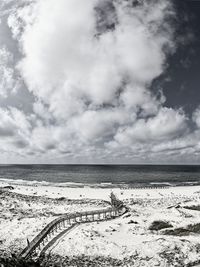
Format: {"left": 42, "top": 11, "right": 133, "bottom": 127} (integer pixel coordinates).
{"left": 2, "top": 180, "right": 200, "bottom": 200}
{"left": 1, "top": 181, "right": 200, "bottom": 266}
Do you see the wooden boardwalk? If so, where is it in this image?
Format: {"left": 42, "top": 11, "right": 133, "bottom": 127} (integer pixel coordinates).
{"left": 20, "top": 206, "right": 125, "bottom": 259}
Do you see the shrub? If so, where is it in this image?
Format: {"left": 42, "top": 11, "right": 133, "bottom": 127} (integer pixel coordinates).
{"left": 149, "top": 220, "right": 173, "bottom": 231}
{"left": 163, "top": 227, "right": 190, "bottom": 236}
{"left": 184, "top": 205, "right": 200, "bottom": 211}
{"left": 0, "top": 257, "right": 40, "bottom": 267}
{"left": 163, "top": 223, "right": 200, "bottom": 236}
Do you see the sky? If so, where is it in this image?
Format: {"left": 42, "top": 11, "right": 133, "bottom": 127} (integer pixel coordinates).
{"left": 0, "top": 0, "right": 200, "bottom": 164}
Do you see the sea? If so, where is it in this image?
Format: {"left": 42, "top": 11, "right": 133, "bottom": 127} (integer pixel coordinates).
{"left": 0, "top": 164, "right": 200, "bottom": 188}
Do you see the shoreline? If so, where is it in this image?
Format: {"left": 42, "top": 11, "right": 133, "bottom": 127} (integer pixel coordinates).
{"left": 0, "top": 178, "right": 200, "bottom": 190}
{"left": 1, "top": 180, "right": 200, "bottom": 201}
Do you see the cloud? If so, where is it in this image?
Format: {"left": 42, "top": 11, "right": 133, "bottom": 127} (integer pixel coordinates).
{"left": 0, "top": 0, "right": 198, "bottom": 163}
{"left": 193, "top": 106, "right": 200, "bottom": 128}
{"left": 73, "top": 108, "right": 132, "bottom": 142}
{"left": 113, "top": 108, "right": 187, "bottom": 145}
{"left": 0, "top": 47, "right": 20, "bottom": 97}
{"left": 0, "top": 107, "right": 31, "bottom": 153}
{"left": 17, "top": 0, "right": 174, "bottom": 110}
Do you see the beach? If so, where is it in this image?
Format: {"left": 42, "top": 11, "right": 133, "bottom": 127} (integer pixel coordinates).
{"left": 1, "top": 181, "right": 200, "bottom": 266}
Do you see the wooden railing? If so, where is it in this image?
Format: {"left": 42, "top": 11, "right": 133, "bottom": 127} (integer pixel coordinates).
{"left": 20, "top": 206, "right": 125, "bottom": 259}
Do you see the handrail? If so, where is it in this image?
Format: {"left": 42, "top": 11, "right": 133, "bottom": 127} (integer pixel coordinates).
{"left": 20, "top": 206, "right": 123, "bottom": 259}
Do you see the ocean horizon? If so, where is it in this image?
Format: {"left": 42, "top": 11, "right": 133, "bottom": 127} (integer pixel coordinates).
{"left": 1, "top": 164, "right": 200, "bottom": 188}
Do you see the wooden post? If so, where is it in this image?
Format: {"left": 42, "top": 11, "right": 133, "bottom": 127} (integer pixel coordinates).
{"left": 32, "top": 249, "right": 36, "bottom": 257}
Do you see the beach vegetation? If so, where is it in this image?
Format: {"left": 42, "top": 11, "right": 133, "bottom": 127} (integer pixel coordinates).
{"left": 184, "top": 205, "right": 200, "bottom": 211}
{"left": 163, "top": 223, "right": 200, "bottom": 236}
{"left": 0, "top": 254, "right": 133, "bottom": 267}
{"left": 149, "top": 220, "right": 173, "bottom": 231}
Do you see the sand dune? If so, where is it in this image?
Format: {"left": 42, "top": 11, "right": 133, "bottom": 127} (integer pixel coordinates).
{"left": 1, "top": 182, "right": 200, "bottom": 266}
